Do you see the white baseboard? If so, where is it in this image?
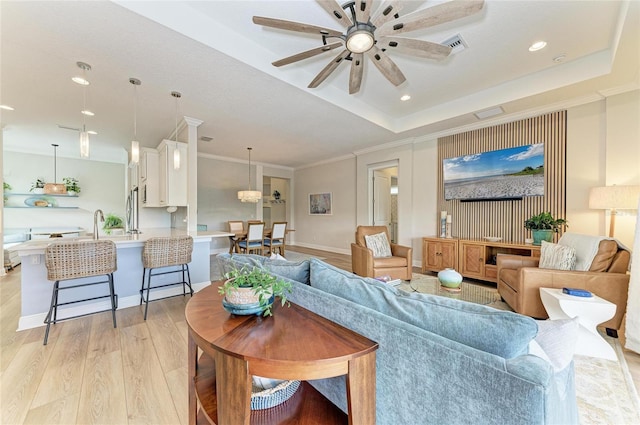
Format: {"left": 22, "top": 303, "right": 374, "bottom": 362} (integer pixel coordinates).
{"left": 17, "top": 280, "right": 211, "bottom": 331}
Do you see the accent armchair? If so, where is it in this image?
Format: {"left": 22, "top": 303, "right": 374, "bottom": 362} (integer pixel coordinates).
{"left": 497, "top": 236, "right": 630, "bottom": 330}
{"left": 351, "top": 225, "right": 413, "bottom": 281}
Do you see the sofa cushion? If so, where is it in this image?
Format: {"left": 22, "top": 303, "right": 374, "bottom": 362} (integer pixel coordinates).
{"left": 364, "top": 232, "right": 392, "bottom": 258}
{"left": 310, "top": 259, "right": 537, "bottom": 359}
{"left": 539, "top": 241, "right": 576, "bottom": 271}
{"left": 373, "top": 256, "right": 408, "bottom": 268}
{"left": 262, "top": 258, "right": 311, "bottom": 285}
{"left": 609, "top": 249, "right": 631, "bottom": 273}
{"left": 589, "top": 239, "right": 618, "bottom": 272}
{"left": 533, "top": 318, "right": 579, "bottom": 372}
{"left": 217, "top": 253, "right": 266, "bottom": 276}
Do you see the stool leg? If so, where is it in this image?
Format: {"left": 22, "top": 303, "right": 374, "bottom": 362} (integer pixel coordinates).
{"left": 182, "top": 265, "right": 186, "bottom": 297}
{"left": 108, "top": 273, "right": 117, "bottom": 328}
{"left": 43, "top": 281, "right": 60, "bottom": 345}
{"left": 140, "top": 269, "right": 146, "bottom": 306}
{"left": 144, "top": 269, "right": 153, "bottom": 320}
{"left": 186, "top": 264, "right": 193, "bottom": 297}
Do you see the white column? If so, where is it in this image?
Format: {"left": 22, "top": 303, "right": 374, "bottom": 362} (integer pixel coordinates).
{"left": 184, "top": 116, "right": 203, "bottom": 232}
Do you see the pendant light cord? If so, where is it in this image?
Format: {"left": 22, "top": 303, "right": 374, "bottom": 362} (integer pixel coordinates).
{"left": 248, "top": 148, "right": 252, "bottom": 191}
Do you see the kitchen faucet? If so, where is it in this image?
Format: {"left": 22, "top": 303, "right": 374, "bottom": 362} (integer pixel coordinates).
{"left": 94, "top": 209, "right": 104, "bottom": 240}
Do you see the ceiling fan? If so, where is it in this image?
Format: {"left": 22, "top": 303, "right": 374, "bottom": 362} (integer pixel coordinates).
{"left": 253, "top": 0, "right": 485, "bottom": 94}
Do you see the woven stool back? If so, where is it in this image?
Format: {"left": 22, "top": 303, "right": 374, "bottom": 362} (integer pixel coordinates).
{"left": 45, "top": 240, "right": 117, "bottom": 281}
{"left": 143, "top": 236, "right": 193, "bottom": 268}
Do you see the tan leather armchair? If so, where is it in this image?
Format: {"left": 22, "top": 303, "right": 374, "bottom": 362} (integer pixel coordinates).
{"left": 497, "top": 239, "right": 630, "bottom": 330}
{"left": 351, "top": 226, "right": 413, "bottom": 281}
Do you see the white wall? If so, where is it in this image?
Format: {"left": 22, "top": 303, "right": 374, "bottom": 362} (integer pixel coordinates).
{"left": 294, "top": 157, "right": 356, "bottom": 254}
{"left": 3, "top": 151, "right": 126, "bottom": 235}
{"left": 567, "top": 90, "right": 640, "bottom": 248}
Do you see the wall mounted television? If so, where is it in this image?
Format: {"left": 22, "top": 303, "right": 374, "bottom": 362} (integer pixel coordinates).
{"left": 443, "top": 143, "right": 545, "bottom": 201}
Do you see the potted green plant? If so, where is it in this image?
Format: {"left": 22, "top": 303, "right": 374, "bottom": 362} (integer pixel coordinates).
{"left": 103, "top": 213, "right": 124, "bottom": 235}
{"left": 3, "top": 181, "right": 11, "bottom": 203}
{"left": 30, "top": 178, "right": 45, "bottom": 194}
{"left": 62, "top": 177, "right": 81, "bottom": 196}
{"left": 524, "top": 212, "right": 568, "bottom": 245}
{"left": 218, "top": 265, "right": 292, "bottom": 317}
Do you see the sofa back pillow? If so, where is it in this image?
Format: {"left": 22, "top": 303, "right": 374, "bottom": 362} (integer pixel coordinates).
{"left": 262, "top": 257, "right": 310, "bottom": 285}
{"left": 589, "top": 239, "right": 618, "bottom": 272}
{"left": 364, "top": 232, "right": 392, "bottom": 258}
{"left": 310, "top": 259, "right": 537, "bottom": 359}
{"left": 539, "top": 241, "right": 576, "bottom": 270}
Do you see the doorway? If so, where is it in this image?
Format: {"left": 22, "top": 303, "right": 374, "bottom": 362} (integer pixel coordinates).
{"left": 368, "top": 162, "right": 399, "bottom": 243}
{"left": 262, "top": 176, "right": 289, "bottom": 228}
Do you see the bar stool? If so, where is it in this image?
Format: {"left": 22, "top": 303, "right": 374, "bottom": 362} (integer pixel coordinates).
{"left": 43, "top": 239, "right": 118, "bottom": 345}
{"left": 140, "top": 236, "right": 193, "bottom": 320}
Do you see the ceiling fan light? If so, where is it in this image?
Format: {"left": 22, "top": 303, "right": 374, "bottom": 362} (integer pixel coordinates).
{"left": 347, "top": 30, "right": 375, "bottom": 53}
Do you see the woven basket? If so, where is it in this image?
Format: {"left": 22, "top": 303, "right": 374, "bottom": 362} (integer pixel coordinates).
{"left": 251, "top": 379, "right": 301, "bottom": 410}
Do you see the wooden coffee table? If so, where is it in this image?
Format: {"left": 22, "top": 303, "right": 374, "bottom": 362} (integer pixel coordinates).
{"left": 185, "top": 284, "right": 379, "bottom": 425}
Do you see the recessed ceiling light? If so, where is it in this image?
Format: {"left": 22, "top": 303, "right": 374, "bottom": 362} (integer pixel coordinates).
{"left": 81, "top": 110, "right": 95, "bottom": 116}
{"left": 87, "top": 130, "right": 97, "bottom": 135}
{"left": 528, "top": 41, "right": 547, "bottom": 52}
{"left": 72, "top": 76, "right": 90, "bottom": 86}
{"left": 0, "top": 105, "right": 15, "bottom": 111}
{"left": 400, "top": 95, "right": 411, "bottom": 101}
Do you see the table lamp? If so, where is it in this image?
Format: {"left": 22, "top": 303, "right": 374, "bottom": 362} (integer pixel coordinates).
{"left": 589, "top": 185, "right": 640, "bottom": 237}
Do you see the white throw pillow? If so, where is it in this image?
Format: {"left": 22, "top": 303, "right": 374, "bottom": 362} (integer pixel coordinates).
{"left": 533, "top": 317, "right": 579, "bottom": 372}
{"left": 539, "top": 240, "right": 576, "bottom": 270}
{"left": 364, "top": 232, "right": 392, "bottom": 258}
{"left": 269, "top": 253, "right": 286, "bottom": 261}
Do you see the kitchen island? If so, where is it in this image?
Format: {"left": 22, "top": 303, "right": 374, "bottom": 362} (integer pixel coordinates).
{"left": 12, "top": 228, "right": 233, "bottom": 331}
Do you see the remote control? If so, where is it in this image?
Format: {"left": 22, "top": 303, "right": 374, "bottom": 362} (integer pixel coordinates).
{"left": 562, "top": 287, "right": 593, "bottom": 297}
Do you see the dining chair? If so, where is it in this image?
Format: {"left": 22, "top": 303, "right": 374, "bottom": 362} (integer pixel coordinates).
{"left": 228, "top": 220, "right": 245, "bottom": 254}
{"left": 238, "top": 222, "right": 265, "bottom": 255}
{"left": 265, "top": 222, "right": 287, "bottom": 256}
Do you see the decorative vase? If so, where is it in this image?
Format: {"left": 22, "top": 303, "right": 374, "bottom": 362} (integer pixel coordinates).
{"left": 67, "top": 190, "right": 76, "bottom": 196}
{"left": 438, "top": 268, "right": 463, "bottom": 289}
{"left": 531, "top": 229, "right": 553, "bottom": 245}
{"left": 222, "top": 280, "right": 273, "bottom": 316}
{"left": 33, "top": 188, "right": 44, "bottom": 195}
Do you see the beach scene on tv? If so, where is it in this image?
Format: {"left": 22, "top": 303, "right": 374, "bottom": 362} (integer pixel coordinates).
{"left": 443, "top": 143, "right": 545, "bottom": 200}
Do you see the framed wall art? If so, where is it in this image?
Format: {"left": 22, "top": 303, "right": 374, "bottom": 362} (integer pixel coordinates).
{"left": 309, "top": 192, "right": 332, "bottom": 215}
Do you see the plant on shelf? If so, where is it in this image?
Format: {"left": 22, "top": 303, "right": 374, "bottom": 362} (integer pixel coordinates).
{"left": 102, "top": 213, "right": 124, "bottom": 235}
{"left": 30, "top": 178, "right": 45, "bottom": 194}
{"left": 62, "top": 177, "right": 81, "bottom": 195}
{"left": 218, "top": 265, "right": 292, "bottom": 317}
{"left": 524, "top": 212, "right": 568, "bottom": 245}
{"left": 3, "top": 182, "right": 11, "bottom": 202}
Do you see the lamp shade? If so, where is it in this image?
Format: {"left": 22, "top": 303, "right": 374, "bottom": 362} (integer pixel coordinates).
{"left": 589, "top": 185, "right": 640, "bottom": 210}
{"left": 237, "top": 190, "right": 262, "bottom": 203}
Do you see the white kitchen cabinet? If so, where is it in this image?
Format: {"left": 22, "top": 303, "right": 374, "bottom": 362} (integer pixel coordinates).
{"left": 141, "top": 148, "right": 160, "bottom": 207}
{"left": 157, "top": 139, "right": 188, "bottom": 207}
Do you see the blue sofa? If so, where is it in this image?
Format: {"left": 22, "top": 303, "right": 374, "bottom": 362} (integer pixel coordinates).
{"left": 217, "top": 253, "right": 578, "bottom": 425}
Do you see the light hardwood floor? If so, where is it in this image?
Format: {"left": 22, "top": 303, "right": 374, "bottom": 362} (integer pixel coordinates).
{"left": 1, "top": 246, "right": 639, "bottom": 424}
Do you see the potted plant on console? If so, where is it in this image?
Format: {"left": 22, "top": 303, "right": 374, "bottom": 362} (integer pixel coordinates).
{"left": 219, "top": 265, "right": 292, "bottom": 317}
{"left": 62, "top": 177, "right": 81, "bottom": 196}
{"left": 103, "top": 213, "right": 124, "bottom": 235}
{"left": 524, "top": 212, "right": 568, "bottom": 245}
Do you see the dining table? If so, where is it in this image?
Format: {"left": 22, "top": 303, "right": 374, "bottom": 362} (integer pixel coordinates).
{"left": 228, "top": 227, "right": 295, "bottom": 254}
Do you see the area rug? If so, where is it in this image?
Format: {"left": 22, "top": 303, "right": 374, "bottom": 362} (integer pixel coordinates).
{"left": 575, "top": 333, "right": 640, "bottom": 424}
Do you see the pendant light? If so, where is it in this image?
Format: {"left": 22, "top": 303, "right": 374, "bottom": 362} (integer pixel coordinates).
{"left": 171, "top": 91, "right": 181, "bottom": 170}
{"left": 237, "top": 147, "right": 262, "bottom": 203}
{"left": 44, "top": 144, "right": 67, "bottom": 194}
{"left": 130, "top": 78, "right": 141, "bottom": 164}
{"left": 76, "top": 61, "right": 92, "bottom": 158}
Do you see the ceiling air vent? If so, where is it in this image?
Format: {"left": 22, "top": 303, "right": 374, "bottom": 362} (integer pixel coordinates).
{"left": 200, "top": 136, "right": 214, "bottom": 142}
{"left": 441, "top": 34, "right": 467, "bottom": 55}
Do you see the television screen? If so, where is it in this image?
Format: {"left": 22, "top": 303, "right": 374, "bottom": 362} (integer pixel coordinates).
{"left": 443, "top": 143, "right": 544, "bottom": 201}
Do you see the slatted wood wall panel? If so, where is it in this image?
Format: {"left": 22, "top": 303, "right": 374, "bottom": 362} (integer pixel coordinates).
{"left": 437, "top": 111, "right": 567, "bottom": 243}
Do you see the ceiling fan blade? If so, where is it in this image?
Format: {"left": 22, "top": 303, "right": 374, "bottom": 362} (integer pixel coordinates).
{"left": 378, "top": 36, "right": 452, "bottom": 60}
{"left": 349, "top": 53, "right": 364, "bottom": 94}
{"left": 366, "top": 46, "right": 406, "bottom": 86}
{"left": 253, "top": 16, "right": 343, "bottom": 37}
{"left": 376, "top": 0, "right": 485, "bottom": 37}
{"left": 355, "top": 0, "right": 374, "bottom": 23}
{"left": 371, "top": 0, "right": 404, "bottom": 27}
{"left": 272, "top": 42, "right": 343, "bottom": 67}
{"left": 308, "top": 49, "right": 350, "bottom": 88}
{"left": 315, "top": 0, "right": 353, "bottom": 27}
